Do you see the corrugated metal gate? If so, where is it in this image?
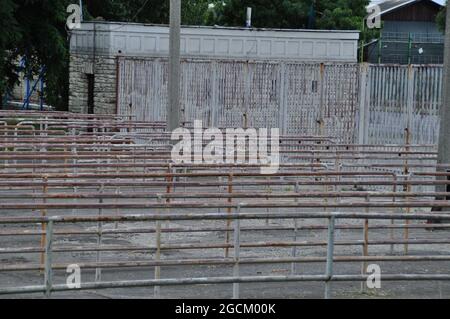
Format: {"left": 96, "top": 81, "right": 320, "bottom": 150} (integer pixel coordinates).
{"left": 360, "top": 64, "right": 442, "bottom": 145}
{"left": 117, "top": 58, "right": 442, "bottom": 145}
{"left": 118, "top": 58, "right": 360, "bottom": 143}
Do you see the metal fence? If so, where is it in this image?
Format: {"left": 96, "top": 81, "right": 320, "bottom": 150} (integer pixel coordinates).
{"left": 367, "top": 32, "right": 444, "bottom": 65}
{"left": 118, "top": 59, "right": 442, "bottom": 146}
{"left": 1, "top": 111, "right": 450, "bottom": 298}
{"left": 118, "top": 59, "right": 360, "bottom": 144}
{"left": 2, "top": 211, "right": 450, "bottom": 298}
{"left": 360, "top": 64, "right": 442, "bottom": 145}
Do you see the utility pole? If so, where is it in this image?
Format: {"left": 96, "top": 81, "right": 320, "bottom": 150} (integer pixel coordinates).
{"left": 167, "top": 0, "right": 181, "bottom": 132}
{"left": 438, "top": 6, "right": 450, "bottom": 172}
{"left": 435, "top": 5, "right": 450, "bottom": 213}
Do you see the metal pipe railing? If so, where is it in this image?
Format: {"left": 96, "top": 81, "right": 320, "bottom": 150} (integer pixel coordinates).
{"left": 1, "top": 211, "right": 450, "bottom": 298}
{"left": 0, "top": 115, "right": 448, "bottom": 299}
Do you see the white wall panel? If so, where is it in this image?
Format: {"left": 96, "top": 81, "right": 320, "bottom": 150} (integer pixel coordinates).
{"left": 70, "top": 22, "right": 359, "bottom": 62}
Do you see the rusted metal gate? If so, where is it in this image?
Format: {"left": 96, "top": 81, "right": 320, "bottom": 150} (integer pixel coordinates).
{"left": 117, "top": 58, "right": 442, "bottom": 144}
{"left": 118, "top": 58, "right": 360, "bottom": 143}
{"left": 359, "top": 64, "right": 442, "bottom": 145}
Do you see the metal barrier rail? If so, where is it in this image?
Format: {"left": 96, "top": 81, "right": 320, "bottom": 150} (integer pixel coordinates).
{"left": 1, "top": 211, "right": 450, "bottom": 298}
{"left": 2, "top": 190, "right": 450, "bottom": 199}
{"left": 0, "top": 115, "right": 447, "bottom": 299}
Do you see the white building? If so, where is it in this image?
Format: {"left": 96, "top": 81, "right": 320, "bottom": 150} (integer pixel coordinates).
{"left": 68, "top": 21, "right": 360, "bottom": 115}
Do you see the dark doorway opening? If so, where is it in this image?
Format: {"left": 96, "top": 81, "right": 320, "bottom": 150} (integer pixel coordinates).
{"left": 87, "top": 74, "right": 95, "bottom": 114}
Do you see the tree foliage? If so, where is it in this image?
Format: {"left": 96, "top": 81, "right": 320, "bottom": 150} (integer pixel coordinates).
{"left": 85, "top": 0, "right": 210, "bottom": 25}
{"left": 0, "top": 0, "right": 71, "bottom": 110}
{"left": 1, "top": 0, "right": 371, "bottom": 111}
{"left": 436, "top": 2, "right": 447, "bottom": 33}
{"left": 0, "top": 0, "right": 21, "bottom": 105}
{"left": 208, "top": 0, "right": 369, "bottom": 29}
{"left": 209, "top": 0, "right": 310, "bottom": 28}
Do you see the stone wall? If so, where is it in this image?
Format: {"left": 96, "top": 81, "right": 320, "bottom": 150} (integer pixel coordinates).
{"left": 68, "top": 54, "right": 117, "bottom": 114}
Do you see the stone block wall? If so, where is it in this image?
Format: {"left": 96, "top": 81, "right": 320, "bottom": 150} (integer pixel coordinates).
{"left": 68, "top": 54, "right": 117, "bottom": 114}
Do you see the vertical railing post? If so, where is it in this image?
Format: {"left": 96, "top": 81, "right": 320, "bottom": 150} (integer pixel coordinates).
{"left": 115, "top": 165, "right": 120, "bottom": 229}
{"left": 324, "top": 215, "right": 335, "bottom": 299}
{"left": 71, "top": 127, "right": 78, "bottom": 215}
{"left": 391, "top": 174, "right": 398, "bottom": 254}
{"left": 44, "top": 220, "right": 54, "bottom": 298}
{"left": 361, "top": 195, "right": 369, "bottom": 293}
{"left": 278, "top": 62, "right": 288, "bottom": 135}
{"left": 225, "top": 173, "right": 233, "bottom": 258}
{"left": 95, "top": 183, "right": 104, "bottom": 282}
{"left": 154, "top": 195, "right": 162, "bottom": 298}
{"left": 13, "top": 125, "right": 17, "bottom": 166}
{"left": 318, "top": 63, "right": 325, "bottom": 137}
{"left": 40, "top": 176, "right": 48, "bottom": 271}
{"left": 403, "top": 172, "right": 411, "bottom": 255}
{"left": 232, "top": 205, "right": 241, "bottom": 299}
{"left": 403, "top": 65, "right": 414, "bottom": 255}
{"left": 406, "top": 65, "right": 414, "bottom": 141}
{"left": 377, "top": 34, "right": 382, "bottom": 64}
{"left": 210, "top": 61, "right": 218, "bottom": 127}
{"left": 164, "top": 165, "right": 175, "bottom": 242}
{"left": 265, "top": 176, "right": 271, "bottom": 226}
{"left": 291, "top": 181, "right": 299, "bottom": 274}
{"left": 358, "top": 63, "right": 369, "bottom": 145}
{"left": 407, "top": 33, "right": 412, "bottom": 65}
{"left": 243, "top": 62, "right": 251, "bottom": 126}
{"left": 403, "top": 130, "right": 411, "bottom": 256}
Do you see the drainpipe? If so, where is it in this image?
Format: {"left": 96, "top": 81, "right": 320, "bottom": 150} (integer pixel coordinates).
{"left": 246, "top": 7, "right": 252, "bottom": 28}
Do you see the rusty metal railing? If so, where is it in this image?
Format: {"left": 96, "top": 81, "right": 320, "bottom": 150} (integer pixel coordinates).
{"left": 1, "top": 210, "right": 450, "bottom": 298}
{"left": 1, "top": 112, "right": 449, "bottom": 298}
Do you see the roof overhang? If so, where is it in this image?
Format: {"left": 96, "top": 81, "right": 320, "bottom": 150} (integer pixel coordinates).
{"left": 368, "top": 0, "right": 443, "bottom": 18}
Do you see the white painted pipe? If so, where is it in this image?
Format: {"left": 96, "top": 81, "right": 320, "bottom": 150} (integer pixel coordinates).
{"left": 246, "top": 7, "right": 252, "bottom": 28}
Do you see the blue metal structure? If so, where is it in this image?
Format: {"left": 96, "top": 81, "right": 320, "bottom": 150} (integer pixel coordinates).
{"left": 21, "top": 66, "right": 46, "bottom": 110}
{"left": 19, "top": 56, "right": 46, "bottom": 111}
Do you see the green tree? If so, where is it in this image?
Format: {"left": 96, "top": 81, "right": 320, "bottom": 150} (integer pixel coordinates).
{"left": 436, "top": 2, "right": 447, "bottom": 32}
{"left": 0, "top": 0, "right": 20, "bottom": 107}
{"left": 316, "top": 0, "right": 368, "bottom": 29}
{"left": 210, "top": 0, "right": 310, "bottom": 28}
{"left": 85, "top": 0, "right": 210, "bottom": 25}
{"left": 0, "top": 0, "right": 71, "bottom": 110}
{"left": 17, "top": 0, "right": 71, "bottom": 110}
{"left": 316, "top": 0, "right": 378, "bottom": 43}
{"left": 1, "top": 0, "right": 176, "bottom": 110}
{"left": 1, "top": 0, "right": 373, "bottom": 111}
{"left": 86, "top": 0, "right": 167, "bottom": 23}
{"left": 207, "top": 0, "right": 370, "bottom": 30}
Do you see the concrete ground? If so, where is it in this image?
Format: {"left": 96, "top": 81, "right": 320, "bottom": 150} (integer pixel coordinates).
{"left": 1, "top": 203, "right": 450, "bottom": 299}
